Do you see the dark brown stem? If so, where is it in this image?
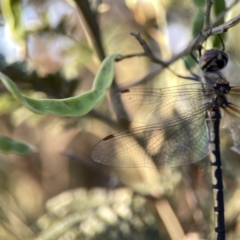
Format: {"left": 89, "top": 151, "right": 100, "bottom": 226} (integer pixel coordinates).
{"left": 115, "top": 52, "right": 146, "bottom": 62}
{"left": 212, "top": 0, "right": 240, "bottom": 27}
{"left": 130, "top": 32, "right": 167, "bottom": 66}
{"left": 115, "top": 6, "right": 240, "bottom": 88}
{"left": 204, "top": 0, "right": 213, "bottom": 31}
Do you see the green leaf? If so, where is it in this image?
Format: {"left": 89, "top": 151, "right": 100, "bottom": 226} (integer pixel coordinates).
{"left": 0, "top": 135, "right": 36, "bottom": 155}
{"left": 192, "top": 8, "right": 204, "bottom": 37}
{"left": 184, "top": 54, "right": 197, "bottom": 70}
{"left": 212, "top": 0, "right": 226, "bottom": 48}
{"left": 0, "top": 54, "right": 121, "bottom": 116}
{"left": 192, "top": 0, "right": 205, "bottom": 8}
{"left": 213, "top": 0, "right": 225, "bottom": 23}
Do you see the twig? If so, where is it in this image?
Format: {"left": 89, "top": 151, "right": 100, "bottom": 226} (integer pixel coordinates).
{"left": 155, "top": 199, "right": 186, "bottom": 240}
{"left": 117, "top": 12, "right": 240, "bottom": 88}
{"left": 75, "top": 0, "right": 105, "bottom": 60}
{"left": 210, "top": 14, "right": 240, "bottom": 34}
{"left": 212, "top": 0, "right": 240, "bottom": 27}
{"left": 115, "top": 52, "right": 146, "bottom": 61}
{"left": 89, "top": 110, "right": 120, "bottom": 130}
{"left": 182, "top": 166, "right": 207, "bottom": 236}
{"left": 122, "top": 33, "right": 198, "bottom": 80}
{"left": 119, "top": 65, "right": 162, "bottom": 89}
{"left": 204, "top": 0, "right": 213, "bottom": 31}
{"left": 130, "top": 32, "right": 167, "bottom": 66}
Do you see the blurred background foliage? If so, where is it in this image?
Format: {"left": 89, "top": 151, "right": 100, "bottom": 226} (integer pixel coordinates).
{"left": 0, "top": 0, "right": 240, "bottom": 240}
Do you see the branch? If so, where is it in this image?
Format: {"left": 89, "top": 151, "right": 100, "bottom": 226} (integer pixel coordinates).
{"left": 210, "top": 14, "right": 240, "bottom": 34}
{"left": 116, "top": 6, "right": 240, "bottom": 88}
{"left": 204, "top": 0, "right": 213, "bottom": 31}
{"left": 119, "top": 65, "right": 162, "bottom": 89}
{"left": 74, "top": 0, "right": 105, "bottom": 60}
{"left": 212, "top": 0, "right": 240, "bottom": 26}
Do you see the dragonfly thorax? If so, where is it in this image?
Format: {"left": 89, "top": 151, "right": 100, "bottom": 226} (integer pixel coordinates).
{"left": 214, "top": 83, "right": 231, "bottom": 94}
{"left": 203, "top": 70, "right": 229, "bottom": 85}
{"left": 212, "top": 83, "right": 231, "bottom": 108}
{"left": 200, "top": 49, "right": 231, "bottom": 108}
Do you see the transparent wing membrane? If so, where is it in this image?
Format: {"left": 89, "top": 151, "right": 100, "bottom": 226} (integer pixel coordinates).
{"left": 92, "top": 114, "right": 208, "bottom": 168}
{"left": 227, "top": 86, "right": 240, "bottom": 111}
{"left": 112, "top": 83, "right": 214, "bottom": 125}
{"left": 91, "top": 48, "right": 240, "bottom": 240}
{"left": 222, "top": 86, "right": 240, "bottom": 153}
{"left": 92, "top": 81, "right": 240, "bottom": 168}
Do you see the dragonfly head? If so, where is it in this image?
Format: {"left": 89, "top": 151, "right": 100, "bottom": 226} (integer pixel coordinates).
{"left": 199, "top": 49, "right": 228, "bottom": 72}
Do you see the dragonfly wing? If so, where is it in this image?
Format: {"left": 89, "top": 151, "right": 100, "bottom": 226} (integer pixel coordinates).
{"left": 228, "top": 86, "right": 240, "bottom": 109}
{"left": 91, "top": 114, "right": 209, "bottom": 168}
{"left": 112, "top": 83, "right": 213, "bottom": 125}
{"left": 221, "top": 87, "right": 240, "bottom": 153}
{"left": 222, "top": 109, "right": 240, "bottom": 154}
{"left": 228, "top": 125, "right": 240, "bottom": 154}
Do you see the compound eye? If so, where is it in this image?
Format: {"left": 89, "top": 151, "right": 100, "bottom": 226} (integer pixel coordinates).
{"left": 216, "top": 58, "right": 227, "bottom": 69}
{"left": 199, "top": 49, "right": 228, "bottom": 71}
{"left": 221, "top": 55, "right": 228, "bottom": 68}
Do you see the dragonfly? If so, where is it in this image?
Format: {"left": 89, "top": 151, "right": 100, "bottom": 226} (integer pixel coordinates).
{"left": 91, "top": 46, "right": 240, "bottom": 240}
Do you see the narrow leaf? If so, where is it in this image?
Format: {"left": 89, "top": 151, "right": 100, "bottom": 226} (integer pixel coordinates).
{"left": 212, "top": 0, "right": 226, "bottom": 48}
{"left": 192, "top": 9, "right": 204, "bottom": 37}
{"left": 213, "top": 0, "right": 225, "bottom": 24}
{"left": 0, "top": 54, "right": 121, "bottom": 116}
{"left": 192, "top": 0, "right": 205, "bottom": 8}
{"left": 0, "top": 135, "right": 36, "bottom": 155}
